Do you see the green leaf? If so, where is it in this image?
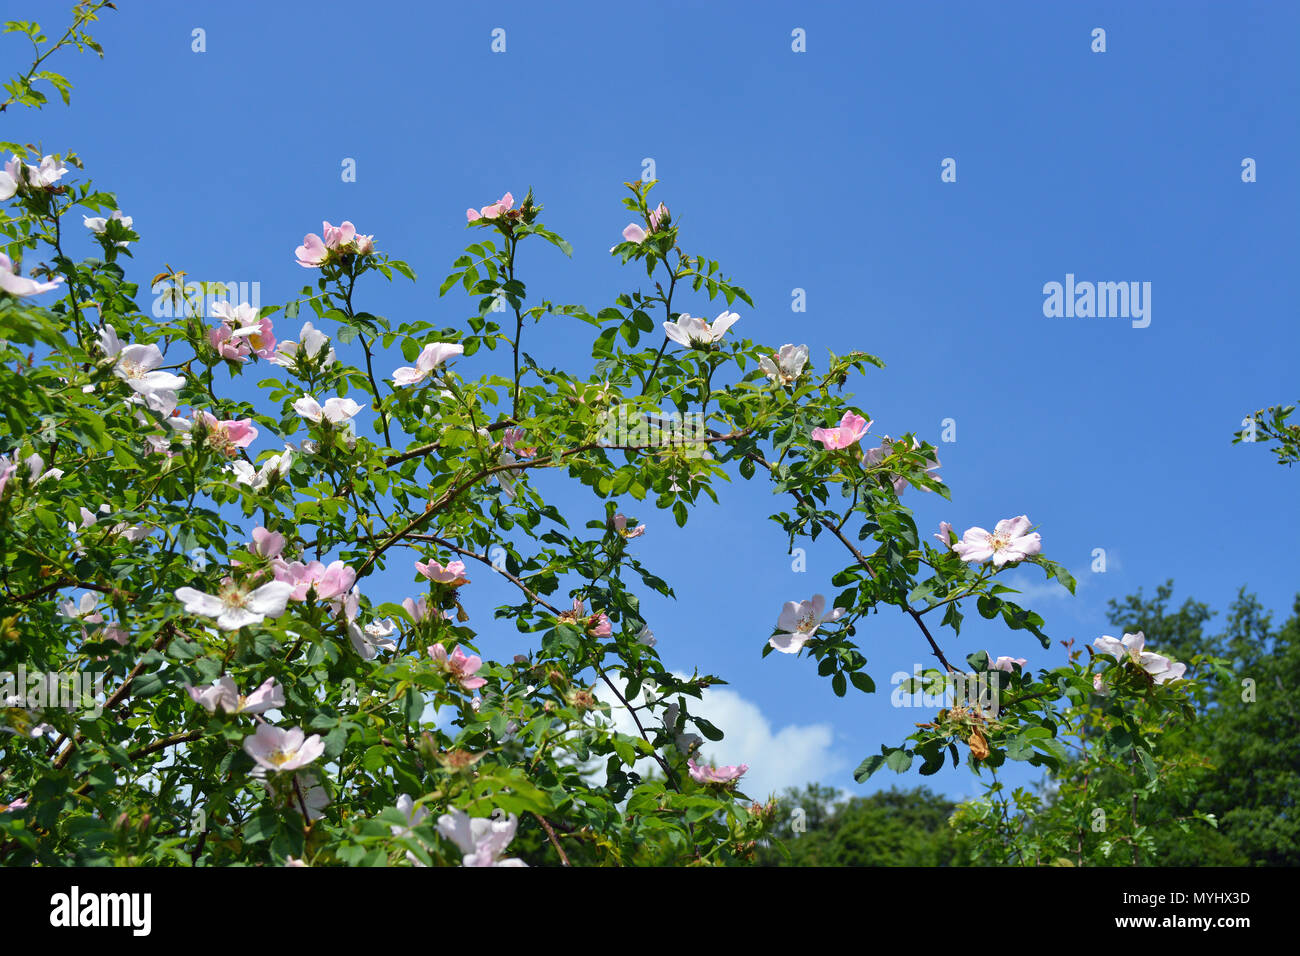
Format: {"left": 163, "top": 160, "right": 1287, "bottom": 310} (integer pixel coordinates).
{"left": 694, "top": 717, "right": 724, "bottom": 741}
{"left": 1136, "top": 747, "right": 1158, "bottom": 782}
{"left": 918, "top": 746, "right": 945, "bottom": 776}
{"left": 1005, "top": 735, "right": 1035, "bottom": 761}
{"left": 848, "top": 671, "right": 876, "bottom": 694}
{"left": 886, "top": 749, "right": 913, "bottom": 774}
{"left": 242, "top": 807, "right": 281, "bottom": 844}
{"left": 853, "top": 754, "right": 886, "bottom": 783}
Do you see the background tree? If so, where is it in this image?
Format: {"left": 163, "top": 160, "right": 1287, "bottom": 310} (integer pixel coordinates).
{"left": 759, "top": 784, "right": 964, "bottom": 867}
{"left": 1110, "top": 584, "right": 1300, "bottom": 866}
{"left": 948, "top": 582, "right": 1298, "bottom": 867}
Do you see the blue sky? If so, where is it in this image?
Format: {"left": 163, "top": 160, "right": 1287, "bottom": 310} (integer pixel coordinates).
{"left": 12, "top": 0, "right": 1298, "bottom": 801}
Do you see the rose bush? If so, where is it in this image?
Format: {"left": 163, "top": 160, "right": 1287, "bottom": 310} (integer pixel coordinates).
{"left": 0, "top": 4, "right": 1200, "bottom": 867}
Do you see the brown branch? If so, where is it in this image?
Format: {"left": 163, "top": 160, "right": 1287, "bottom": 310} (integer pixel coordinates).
{"left": 413, "top": 534, "right": 560, "bottom": 615}
{"left": 52, "top": 622, "right": 176, "bottom": 770}
{"left": 533, "top": 812, "right": 571, "bottom": 866}
{"left": 728, "top": 437, "right": 958, "bottom": 674}
{"left": 384, "top": 422, "right": 514, "bottom": 467}
{"left": 592, "top": 661, "right": 680, "bottom": 787}
{"left": 8, "top": 578, "right": 129, "bottom": 604}
{"left": 356, "top": 428, "right": 751, "bottom": 579}
{"left": 393, "top": 535, "right": 679, "bottom": 787}
{"left": 128, "top": 729, "right": 202, "bottom": 760}
{"left": 71, "top": 729, "right": 203, "bottom": 798}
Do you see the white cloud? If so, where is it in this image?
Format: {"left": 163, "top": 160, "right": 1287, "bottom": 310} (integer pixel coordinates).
{"left": 602, "top": 675, "right": 845, "bottom": 800}
{"left": 999, "top": 564, "right": 1091, "bottom": 604}
{"left": 689, "top": 686, "right": 844, "bottom": 799}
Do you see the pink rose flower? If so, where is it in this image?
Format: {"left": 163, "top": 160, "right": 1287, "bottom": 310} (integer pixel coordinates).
{"left": 232, "top": 318, "right": 276, "bottom": 360}
{"left": 197, "top": 412, "right": 259, "bottom": 453}
{"left": 1093, "top": 632, "right": 1186, "bottom": 684}
{"left": 392, "top": 342, "right": 464, "bottom": 386}
{"left": 296, "top": 220, "right": 370, "bottom": 267}
{"left": 293, "top": 394, "right": 362, "bottom": 425}
{"left": 295, "top": 232, "right": 328, "bottom": 268}
{"left": 811, "top": 411, "right": 872, "bottom": 451}
{"left": 770, "top": 594, "right": 844, "bottom": 654}
{"left": 622, "top": 203, "right": 669, "bottom": 244}
{"left": 430, "top": 644, "right": 487, "bottom": 691}
{"left": 414, "top": 559, "right": 470, "bottom": 587}
{"left": 251, "top": 526, "right": 285, "bottom": 559}
{"left": 436, "top": 807, "right": 527, "bottom": 867}
{"left": 662, "top": 311, "right": 739, "bottom": 348}
{"left": 402, "top": 594, "right": 439, "bottom": 623}
{"left": 687, "top": 759, "right": 748, "bottom": 786}
{"left": 466, "top": 192, "right": 515, "bottom": 222}
{"left": 243, "top": 724, "right": 324, "bottom": 773}
{"left": 0, "top": 252, "right": 64, "bottom": 297}
{"left": 209, "top": 328, "right": 249, "bottom": 362}
{"left": 500, "top": 427, "right": 536, "bottom": 458}
{"left": 322, "top": 220, "right": 355, "bottom": 249}
{"left": 174, "top": 579, "right": 294, "bottom": 631}
{"left": 275, "top": 559, "right": 357, "bottom": 602}
{"left": 211, "top": 302, "right": 275, "bottom": 361}
{"left": 612, "top": 514, "right": 645, "bottom": 539}
{"left": 865, "top": 435, "right": 941, "bottom": 494}
{"left": 186, "top": 676, "right": 285, "bottom": 714}
{"left": 952, "top": 516, "right": 1042, "bottom": 567}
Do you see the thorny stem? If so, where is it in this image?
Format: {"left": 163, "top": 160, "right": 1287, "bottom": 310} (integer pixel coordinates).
{"left": 533, "top": 812, "right": 571, "bottom": 866}
{"left": 344, "top": 271, "right": 393, "bottom": 448}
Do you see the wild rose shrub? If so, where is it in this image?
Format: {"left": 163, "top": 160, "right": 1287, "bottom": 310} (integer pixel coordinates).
{"left": 0, "top": 11, "right": 1198, "bottom": 867}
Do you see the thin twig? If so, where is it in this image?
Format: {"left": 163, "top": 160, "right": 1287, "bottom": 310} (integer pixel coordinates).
{"left": 533, "top": 812, "right": 571, "bottom": 866}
